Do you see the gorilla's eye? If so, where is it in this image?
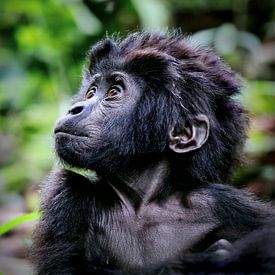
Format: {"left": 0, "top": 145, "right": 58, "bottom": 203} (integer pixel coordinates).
{"left": 106, "top": 86, "right": 121, "bottom": 99}
{"left": 86, "top": 86, "right": 97, "bottom": 99}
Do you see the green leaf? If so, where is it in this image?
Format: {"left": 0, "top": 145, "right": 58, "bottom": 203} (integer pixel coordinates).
{"left": 67, "top": 1, "right": 102, "bottom": 35}
{"left": 0, "top": 212, "right": 41, "bottom": 235}
{"left": 131, "top": 0, "right": 170, "bottom": 29}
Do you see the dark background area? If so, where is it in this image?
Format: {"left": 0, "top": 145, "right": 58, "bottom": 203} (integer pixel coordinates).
{"left": 0, "top": 0, "right": 275, "bottom": 274}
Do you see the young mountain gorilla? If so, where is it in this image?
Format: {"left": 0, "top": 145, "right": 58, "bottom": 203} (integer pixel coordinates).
{"left": 33, "top": 31, "right": 275, "bottom": 274}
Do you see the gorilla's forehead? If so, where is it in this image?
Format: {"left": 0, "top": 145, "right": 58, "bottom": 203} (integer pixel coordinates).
{"left": 89, "top": 73, "right": 101, "bottom": 84}
{"left": 90, "top": 57, "right": 125, "bottom": 75}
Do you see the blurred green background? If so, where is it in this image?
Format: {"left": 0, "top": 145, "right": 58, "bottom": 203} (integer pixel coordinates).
{"left": 0, "top": 0, "right": 275, "bottom": 274}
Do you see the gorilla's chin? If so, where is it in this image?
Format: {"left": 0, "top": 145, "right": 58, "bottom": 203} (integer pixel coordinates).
{"left": 54, "top": 133, "right": 91, "bottom": 168}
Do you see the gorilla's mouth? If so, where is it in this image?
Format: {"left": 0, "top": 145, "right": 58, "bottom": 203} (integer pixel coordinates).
{"left": 55, "top": 131, "right": 89, "bottom": 139}
{"left": 54, "top": 128, "right": 89, "bottom": 138}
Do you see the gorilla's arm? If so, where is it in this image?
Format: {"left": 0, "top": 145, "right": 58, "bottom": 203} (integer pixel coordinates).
{"left": 143, "top": 221, "right": 275, "bottom": 275}
{"left": 89, "top": 222, "right": 275, "bottom": 275}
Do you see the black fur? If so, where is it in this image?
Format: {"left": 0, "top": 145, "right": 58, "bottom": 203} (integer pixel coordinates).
{"left": 32, "top": 31, "right": 275, "bottom": 274}
{"left": 87, "top": 31, "right": 247, "bottom": 183}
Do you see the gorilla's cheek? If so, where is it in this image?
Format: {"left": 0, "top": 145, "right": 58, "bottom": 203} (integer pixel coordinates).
{"left": 53, "top": 104, "right": 126, "bottom": 167}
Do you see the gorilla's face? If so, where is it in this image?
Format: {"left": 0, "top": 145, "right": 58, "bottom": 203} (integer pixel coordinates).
{"left": 53, "top": 36, "right": 213, "bottom": 173}
{"left": 54, "top": 71, "right": 141, "bottom": 170}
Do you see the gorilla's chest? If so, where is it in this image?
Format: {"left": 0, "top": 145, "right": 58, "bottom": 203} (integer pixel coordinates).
{"left": 90, "top": 199, "right": 217, "bottom": 269}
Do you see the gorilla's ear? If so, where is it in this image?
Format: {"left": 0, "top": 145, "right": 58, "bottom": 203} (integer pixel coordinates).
{"left": 169, "top": 115, "right": 209, "bottom": 153}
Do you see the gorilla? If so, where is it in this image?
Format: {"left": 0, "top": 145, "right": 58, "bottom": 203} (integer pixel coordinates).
{"left": 32, "top": 31, "right": 275, "bottom": 274}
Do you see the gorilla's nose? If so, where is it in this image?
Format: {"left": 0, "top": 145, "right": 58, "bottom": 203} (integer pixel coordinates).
{"left": 68, "top": 104, "right": 84, "bottom": 115}
{"left": 67, "top": 101, "right": 91, "bottom": 116}
{"left": 53, "top": 101, "right": 93, "bottom": 135}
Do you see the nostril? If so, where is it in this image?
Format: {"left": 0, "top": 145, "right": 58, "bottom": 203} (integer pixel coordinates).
{"left": 68, "top": 105, "right": 84, "bottom": 115}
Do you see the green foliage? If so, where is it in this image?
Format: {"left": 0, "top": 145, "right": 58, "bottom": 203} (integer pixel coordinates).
{"left": 193, "top": 23, "right": 261, "bottom": 54}
{"left": 0, "top": 0, "right": 274, "bottom": 203}
{"left": 0, "top": 212, "right": 41, "bottom": 235}
{"left": 242, "top": 80, "right": 275, "bottom": 155}
{"left": 0, "top": 0, "right": 89, "bottom": 195}
{"left": 131, "top": 0, "right": 169, "bottom": 29}
{"left": 242, "top": 81, "right": 275, "bottom": 115}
